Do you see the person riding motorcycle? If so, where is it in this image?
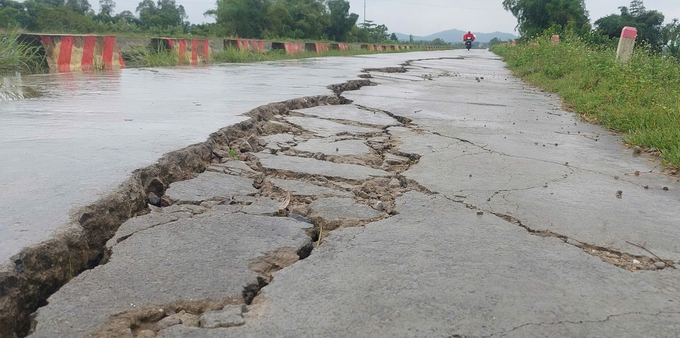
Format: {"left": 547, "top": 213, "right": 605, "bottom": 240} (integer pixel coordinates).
{"left": 463, "top": 31, "right": 476, "bottom": 50}
{"left": 463, "top": 31, "right": 476, "bottom": 42}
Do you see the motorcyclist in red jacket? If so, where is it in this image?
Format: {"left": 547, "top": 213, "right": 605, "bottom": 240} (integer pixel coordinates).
{"left": 463, "top": 31, "right": 476, "bottom": 42}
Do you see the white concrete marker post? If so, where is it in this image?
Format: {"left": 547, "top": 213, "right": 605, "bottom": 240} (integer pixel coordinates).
{"left": 616, "top": 26, "right": 637, "bottom": 63}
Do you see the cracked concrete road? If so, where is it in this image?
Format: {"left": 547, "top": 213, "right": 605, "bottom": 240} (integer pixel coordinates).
{"left": 26, "top": 50, "right": 680, "bottom": 338}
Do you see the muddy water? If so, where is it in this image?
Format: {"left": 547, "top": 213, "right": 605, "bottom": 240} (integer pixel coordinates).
{"left": 0, "top": 51, "right": 450, "bottom": 263}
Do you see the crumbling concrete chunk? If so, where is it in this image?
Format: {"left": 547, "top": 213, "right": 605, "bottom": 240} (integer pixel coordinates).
{"left": 157, "top": 315, "right": 181, "bottom": 331}
{"left": 137, "top": 330, "right": 156, "bottom": 338}
{"left": 199, "top": 305, "right": 245, "bottom": 328}
{"left": 293, "top": 105, "right": 401, "bottom": 126}
{"left": 284, "top": 116, "right": 380, "bottom": 137}
{"left": 209, "top": 161, "right": 256, "bottom": 176}
{"left": 271, "top": 179, "right": 351, "bottom": 197}
{"left": 256, "top": 153, "right": 390, "bottom": 181}
{"left": 384, "top": 153, "right": 410, "bottom": 165}
{"left": 178, "top": 311, "right": 200, "bottom": 327}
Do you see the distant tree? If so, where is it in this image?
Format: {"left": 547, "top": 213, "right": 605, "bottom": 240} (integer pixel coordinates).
{"left": 354, "top": 20, "right": 389, "bottom": 43}
{"left": 390, "top": 33, "right": 398, "bottom": 41}
{"left": 662, "top": 18, "right": 679, "bottom": 58}
{"left": 99, "top": 0, "right": 115, "bottom": 16}
{"left": 409, "top": 34, "right": 414, "bottom": 43}
{"left": 489, "top": 37, "right": 502, "bottom": 46}
{"left": 66, "top": 0, "right": 92, "bottom": 15}
{"left": 629, "top": 0, "right": 645, "bottom": 16}
{"left": 211, "top": 0, "right": 268, "bottom": 37}
{"left": 502, "top": 0, "right": 589, "bottom": 38}
{"left": 326, "top": 0, "right": 358, "bottom": 41}
{"left": 594, "top": 1, "right": 665, "bottom": 50}
{"left": 431, "top": 38, "right": 449, "bottom": 46}
{"left": 136, "top": 0, "right": 187, "bottom": 29}
{"left": 279, "top": 0, "right": 329, "bottom": 39}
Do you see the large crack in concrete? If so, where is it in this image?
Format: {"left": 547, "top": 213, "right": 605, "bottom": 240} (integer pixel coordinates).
{"left": 0, "top": 74, "right": 385, "bottom": 338}
{"left": 31, "top": 59, "right": 459, "bottom": 338}
{"left": 20, "top": 57, "right": 466, "bottom": 338}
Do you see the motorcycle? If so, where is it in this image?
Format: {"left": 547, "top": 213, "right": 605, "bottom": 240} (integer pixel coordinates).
{"left": 465, "top": 39, "right": 473, "bottom": 51}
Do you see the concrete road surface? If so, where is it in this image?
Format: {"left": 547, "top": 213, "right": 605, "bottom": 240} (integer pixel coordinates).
{"left": 27, "top": 50, "right": 680, "bottom": 338}
{"left": 0, "top": 51, "right": 449, "bottom": 263}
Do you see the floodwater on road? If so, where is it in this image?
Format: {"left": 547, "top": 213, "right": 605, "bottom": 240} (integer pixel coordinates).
{"left": 0, "top": 51, "right": 452, "bottom": 263}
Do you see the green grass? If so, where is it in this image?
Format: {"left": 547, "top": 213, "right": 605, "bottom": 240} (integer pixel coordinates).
{"left": 125, "top": 46, "right": 179, "bottom": 67}
{"left": 0, "top": 29, "right": 45, "bottom": 73}
{"left": 492, "top": 35, "right": 680, "bottom": 167}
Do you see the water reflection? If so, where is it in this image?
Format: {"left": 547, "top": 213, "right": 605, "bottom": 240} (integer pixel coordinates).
{"left": 0, "top": 73, "right": 40, "bottom": 101}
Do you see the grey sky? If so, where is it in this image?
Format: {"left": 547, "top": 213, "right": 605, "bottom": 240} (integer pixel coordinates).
{"left": 98, "top": 0, "right": 680, "bottom": 36}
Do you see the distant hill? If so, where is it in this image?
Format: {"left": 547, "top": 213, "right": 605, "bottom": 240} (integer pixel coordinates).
{"left": 395, "top": 29, "right": 517, "bottom": 43}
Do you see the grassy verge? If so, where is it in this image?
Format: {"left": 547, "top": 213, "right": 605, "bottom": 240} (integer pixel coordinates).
{"left": 491, "top": 36, "right": 680, "bottom": 167}
{"left": 0, "top": 29, "right": 45, "bottom": 73}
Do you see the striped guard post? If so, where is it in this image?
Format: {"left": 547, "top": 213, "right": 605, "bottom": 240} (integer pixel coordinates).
{"left": 37, "top": 35, "right": 125, "bottom": 72}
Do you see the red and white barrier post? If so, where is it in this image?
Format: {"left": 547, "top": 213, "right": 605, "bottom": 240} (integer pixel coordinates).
{"left": 617, "top": 26, "right": 637, "bottom": 63}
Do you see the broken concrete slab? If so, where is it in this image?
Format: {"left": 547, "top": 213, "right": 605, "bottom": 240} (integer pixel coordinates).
{"left": 256, "top": 153, "right": 391, "bottom": 181}
{"left": 199, "top": 305, "right": 245, "bottom": 329}
{"left": 260, "top": 134, "right": 296, "bottom": 152}
{"left": 293, "top": 104, "right": 401, "bottom": 127}
{"left": 270, "top": 179, "right": 351, "bottom": 197}
{"left": 29, "top": 212, "right": 312, "bottom": 338}
{"left": 284, "top": 116, "right": 380, "bottom": 137}
{"left": 156, "top": 192, "right": 680, "bottom": 338}
{"left": 106, "top": 208, "right": 191, "bottom": 248}
{"left": 261, "top": 133, "right": 295, "bottom": 145}
{"left": 208, "top": 161, "right": 256, "bottom": 176}
{"left": 404, "top": 151, "right": 571, "bottom": 194}
{"left": 308, "top": 197, "right": 382, "bottom": 228}
{"left": 164, "top": 172, "right": 258, "bottom": 203}
{"left": 293, "top": 138, "right": 372, "bottom": 157}
{"left": 383, "top": 153, "right": 410, "bottom": 165}
{"left": 240, "top": 198, "right": 281, "bottom": 215}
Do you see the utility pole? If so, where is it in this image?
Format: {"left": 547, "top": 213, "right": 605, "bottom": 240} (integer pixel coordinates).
{"left": 364, "top": 0, "right": 366, "bottom": 25}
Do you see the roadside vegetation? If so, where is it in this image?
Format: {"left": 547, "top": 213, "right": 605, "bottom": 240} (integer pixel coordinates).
{"left": 0, "top": 29, "right": 44, "bottom": 73}
{"left": 125, "top": 45, "right": 411, "bottom": 67}
{"left": 496, "top": 0, "right": 680, "bottom": 167}
{"left": 0, "top": 0, "right": 446, "bottom": 46}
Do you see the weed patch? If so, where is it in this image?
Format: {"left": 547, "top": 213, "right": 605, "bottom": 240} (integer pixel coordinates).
{"left": 0, "top": 29, "right": 45, "bottom": 73}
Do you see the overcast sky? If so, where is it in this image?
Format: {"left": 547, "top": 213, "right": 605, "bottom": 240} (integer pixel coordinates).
{"left": 99, "top": 0, "right": 680, "bottom": 36}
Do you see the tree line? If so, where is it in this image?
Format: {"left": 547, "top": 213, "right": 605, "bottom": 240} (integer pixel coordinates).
{"left": 0, "top": 0, "right": 400, "bottom": 43}
{"left": 501, "top": 0, "right": 680, "bottom": 58}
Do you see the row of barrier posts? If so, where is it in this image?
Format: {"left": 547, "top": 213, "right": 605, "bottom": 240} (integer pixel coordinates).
{"left": 18, "top": 33, "right": 452, "bottom": 73}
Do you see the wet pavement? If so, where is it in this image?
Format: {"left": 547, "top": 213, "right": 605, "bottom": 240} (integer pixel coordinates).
{"left": 0, "top": 51, "right": 447, "bottom": 263}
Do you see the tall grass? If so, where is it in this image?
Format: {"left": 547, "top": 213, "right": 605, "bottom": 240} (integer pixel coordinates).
{"left": 125, "top": 46, "right": 179, "bottom": 67}
{"left": 0, "top": 29, "right": 45, "bottom": 73}
{"left": 492, "top": 35, "right": 680, "bottom": 167}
